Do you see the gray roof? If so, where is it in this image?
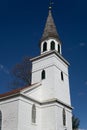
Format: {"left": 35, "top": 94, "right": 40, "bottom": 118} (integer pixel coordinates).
{"left": 40, "top": 10, "right": 61, "bottom": 43}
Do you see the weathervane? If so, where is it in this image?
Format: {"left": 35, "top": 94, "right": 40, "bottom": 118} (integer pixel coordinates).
{"left": 49, "top": 0, "right": 54, "bottom": 10}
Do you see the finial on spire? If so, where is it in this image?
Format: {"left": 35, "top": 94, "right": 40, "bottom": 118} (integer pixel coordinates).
{"left": 49, "top": 0, "right": 54, "bottom": 11}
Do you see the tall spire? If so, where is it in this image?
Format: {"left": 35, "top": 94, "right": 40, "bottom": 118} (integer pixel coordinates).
{"left": 40, "top": 7, "right": 61, "bottom": 43}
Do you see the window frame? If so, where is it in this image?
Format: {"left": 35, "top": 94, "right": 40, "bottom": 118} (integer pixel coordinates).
{"left": 63, "top": 108, "right": 66, "bottom": 126}
{"left": 32, "top": 104, "right": 36, "bottom": 123}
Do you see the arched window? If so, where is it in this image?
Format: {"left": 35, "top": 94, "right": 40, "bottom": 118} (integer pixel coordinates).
{"left": 0, "top": 111, "right": 2, "bottom": 130}
{"left": 41, "top": 70, "right": 46, "bottom": 80}
{"left": 51, "top": 41, "right": 55, "bottom": 50}
{"left": 43, "top": 42, "right": 47, "bottom": 52}
{"left": 61, "top": 72, "right": 64, "bottom": 81}
{"left": 63, "top": 108, "right": 66, "bottom": 126}
{"left": 32, "top": 104, "right": 36, "bottom": 123}
{"left": 58, "top": 44, "right": 60, "bottom": 54}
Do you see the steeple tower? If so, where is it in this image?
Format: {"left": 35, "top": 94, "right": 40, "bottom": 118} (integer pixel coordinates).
{"left": 30, "top": 6, "right": 72, "bottom": 130}
{"left": 40, "top": 9, "right": 62, "bottom": 55}
{"left": 31, "top": 8, "right": 71, "bottom": 105}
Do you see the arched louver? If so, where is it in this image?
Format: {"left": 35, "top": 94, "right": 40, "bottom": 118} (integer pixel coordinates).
{"left": 58, "top": 44, "right": 60, "bottom": 54}
{"left": 43, "top": 42, "right": 47, "bottom": 52}
{"left": 51, "top": 41, "right": 55, "bottom": 50}
{"left": 61, "top": 72, "right": 64, "bottom": 81}
{"left": 41, "top": 70, "right": 46, "bottom": 80}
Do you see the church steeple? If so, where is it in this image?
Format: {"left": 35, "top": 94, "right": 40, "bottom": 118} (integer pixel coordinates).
{"left": 41, "top": 10, "right": 61, "bottom": 43}
{"left": 31, "top": 6, "right": 72, "bottom": 130}
{"left": 40, "top": 9, "right": 62, "bottom": 55}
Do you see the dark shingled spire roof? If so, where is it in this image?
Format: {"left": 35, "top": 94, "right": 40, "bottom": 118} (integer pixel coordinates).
{"left": 40, "top": 10, "right": 61, "bottom": 43}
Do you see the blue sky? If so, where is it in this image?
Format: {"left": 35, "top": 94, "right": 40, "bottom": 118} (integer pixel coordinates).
{"left": 0, "top": 0, "right": 87, "bottom": 129}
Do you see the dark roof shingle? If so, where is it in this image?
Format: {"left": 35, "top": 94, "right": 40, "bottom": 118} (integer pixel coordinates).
{"left": 40, "top": 10, "right": 61, "bottom": 43}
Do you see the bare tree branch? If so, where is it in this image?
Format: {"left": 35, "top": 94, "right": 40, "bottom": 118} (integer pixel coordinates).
{"left": 9, "top": 56, "right": 31, "bottom": 89}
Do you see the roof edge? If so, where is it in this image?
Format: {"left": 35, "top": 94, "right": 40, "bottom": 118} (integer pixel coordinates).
{"left": 30, "top": 50, "right": 70, "bottom": 66}
{"left": 0, "top": 83, "right": 40, "bottom": 99}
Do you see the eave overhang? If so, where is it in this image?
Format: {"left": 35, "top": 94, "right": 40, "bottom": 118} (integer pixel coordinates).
{"left": 30, "top": 50, "right": 70, "bottom": 66}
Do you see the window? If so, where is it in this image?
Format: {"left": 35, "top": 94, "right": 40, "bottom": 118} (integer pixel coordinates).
{"left": 61, "top": 72, "right": 64, "bottom": 81}
{"left": 63, "top": 108, "right": 66, "bottom": 126}
{"left": 58, "top": 44, "right": 60, "bottom": 54}
{"left": 0, "top": 111, "right": 1, "bottom": 130}
{"left": 41, "top": 70, "right": 46, "bottom": 80}
{"left": 32, "top": 104, "right": 36, "bottom": 123}
{"left": 43, "top": 42, "right": 47, "bottom": 52}
{"left": 51, "top": 41, "right": 55, "bottom": 50}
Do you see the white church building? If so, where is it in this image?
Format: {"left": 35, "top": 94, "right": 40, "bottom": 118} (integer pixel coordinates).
{"left": 0, "top": 8, "right": 72, "bottom": 130}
